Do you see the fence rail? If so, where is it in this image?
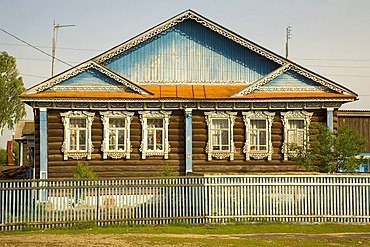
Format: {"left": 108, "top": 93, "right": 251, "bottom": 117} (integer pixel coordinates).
{"left": 1, "top": 175, "right": 370, "bottom": 230}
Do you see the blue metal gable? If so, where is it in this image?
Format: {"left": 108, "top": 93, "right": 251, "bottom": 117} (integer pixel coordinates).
{"left": 47, "top": 68, "right": 126, "bottom": 91}
{"left": 103, "top": 19, "right": 280, "bottom": 84}
{"left": 258, "top": 70, "right": 335, "bottom": 92}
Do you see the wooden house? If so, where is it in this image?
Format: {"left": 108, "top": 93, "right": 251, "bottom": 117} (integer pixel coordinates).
{"left": 20, "top": 10, "right": 358, "bottom": 179}
{"left": 338, "top": 110, "right": 370, "bottom": 172}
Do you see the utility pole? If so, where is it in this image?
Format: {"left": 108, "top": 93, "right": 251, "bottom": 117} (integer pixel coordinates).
{"left": 285, "top": 26, "right": 292, "bottom": 59}
{"left": 51, "top": 20, "right": 75, "bottom": 77}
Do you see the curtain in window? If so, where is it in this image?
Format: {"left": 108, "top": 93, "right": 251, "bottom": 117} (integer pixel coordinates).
{"left": 250, "top": 120, "right": 267, "bottom": 151}
{"left": 288, "top": 120, "right": 304, "bottom": 145}
{"left": 211, "top": 119, "right": 229, "bottom": 151}
{"left": 147, "top": 119, "right": 164, "bottom": 151}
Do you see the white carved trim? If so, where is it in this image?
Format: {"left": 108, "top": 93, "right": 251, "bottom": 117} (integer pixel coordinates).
{"left": 139, "top": 111, "right": 171, "bottom": 159}
{"left": 281, "top": 110, "right": 313, "bottom": 160}
{"left": 242, "top": 111, "right": 275, "bottom": 161}
{"left": 53, "top": 85, "right": 127, "bottom": 92}
{"left": 60, "top": 111, "right": 95, "bottom": 160}
{"left": 258, "top": 86, "right": 327, "bottom": 92}
{"left": 100, "top": 111, "right": 134, "bottom": 159}
{"left": 204, "top": 111, "right": 237, "bottom": 161}
{"left": 25, "top": 61, "right": 151, "bottom": 95}
{"left": 94, "top": 10, "right": 285, "bottom": 66}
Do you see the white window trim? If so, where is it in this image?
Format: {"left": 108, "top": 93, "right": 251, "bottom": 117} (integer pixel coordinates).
{"left": 139, "top": 111, "right": 171, "bottom": 159}
{"left": 281, "top": 110, "right": 313, "bottom": 160}
{"left": 61, "top": 111, "right": 95, "bottom": 160}
{"left": 100, "top": 111, "right": 134, "bottom": 159}
{"left": 205, "top": 111, "right": 237, "bottom": 161}
{"left": 243, "top": 111, "right": 275, "bottom": 161}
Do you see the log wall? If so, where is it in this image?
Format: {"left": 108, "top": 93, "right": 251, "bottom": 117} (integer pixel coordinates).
{"left": 46, "top": 110, "right": 185, "bottom": 179}
{"left": 39, "top": 109, "right": 330, "bottom": 179}
{"left": 191, "top": 109, "right": 328, "bottom": 174}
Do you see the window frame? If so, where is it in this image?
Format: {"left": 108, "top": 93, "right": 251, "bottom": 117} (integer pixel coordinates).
{"left": 243, "top": 111, "right": 275, "bottom": 160}
{"left": 281, "top": 110, "right": 313, "bottom": 160}
{"left": 139, "top": 111, "right": 171, "bottom": 159}
{"left": 205, "top": 111, "right": 237, "bottom": 161}
{"left": 100, "top": 111, "right": 134, "bottom": 159}
{"left": 61, "top": 111, "right": 95, "bottom": 160}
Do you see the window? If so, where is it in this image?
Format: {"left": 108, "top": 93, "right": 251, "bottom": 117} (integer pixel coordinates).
{"left": 205, "top": 111, "right": 237, "bottom": 161}
{"left": 139, "top": 111, "right": 171, "bottom": 159}
{"left": 100, "top": 111, "right": 134, "bottom": 159}
{"left": 61, "top": 111, "right": 95, "bottom": 160}
{"left": 243, "top": 111, "right": 275, "bottom": 160}
{"left": 281, "top": 110, "right": 313, "bottom": 160}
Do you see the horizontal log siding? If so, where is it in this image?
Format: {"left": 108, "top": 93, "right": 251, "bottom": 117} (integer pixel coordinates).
{"left": 338, "top": 111, "right": 370, "bottom": 152}
{"left": 192, "top": 110, "right": 327, "bottom": 175}
{"left": 46, "top": 110, "right": 185, "bottom": 179}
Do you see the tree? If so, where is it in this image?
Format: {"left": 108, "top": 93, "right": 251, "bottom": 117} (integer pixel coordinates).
{"left": 0, "top": 148, "right": 6, "bottom": 165}
{"left": 0, "top": 51, "right": 26, "bottom": 135}
{"left": 289, "top": 123, "right": 366, "bottom": 173}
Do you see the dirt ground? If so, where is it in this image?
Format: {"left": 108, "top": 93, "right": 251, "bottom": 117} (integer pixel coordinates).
{"left": 1, "top": 232, "right": 370, "bottom": 247}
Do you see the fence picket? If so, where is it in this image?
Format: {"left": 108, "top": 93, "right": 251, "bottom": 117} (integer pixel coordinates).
{"left": 1, "top": 175, "right": 370, "bottom": 230}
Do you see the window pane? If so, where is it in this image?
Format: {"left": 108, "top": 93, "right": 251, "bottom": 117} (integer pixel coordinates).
{"left": 147, "top": 129, "right": 154, "bottom": 150}
{"left": 109, "top": 129, "right": 116, "bottom": 150}
{"left": 212, "top": 131, "right": 220, "bottom": 150}
{"left": 109, "top": 118, "right": 124, "bottom": 128}
{"left": 148, "top": 119, "right": 163, "bottom": 128}
{"left": 251, "top": 120, "right": 266, "bottom": 129}
{"left": 289, "top": 120, "right": 304, "bottom": 129}
{"left": 70, "top": 129, "right": 77, "bottom": 150}
{"left": 79, "top": 130, "right": 86, "bottom": 150}
{"left": 221, "top": 130, "right": 229, "bottom": 145}
{"left": 118, "top": 129, "right": 125, "bottom": 150}
{"left": 213, "top": 119, "right": 228, "bottom": 129}
{"left": 71, "top": 118, "right": 86, "bottom": 128}
{"left": 156, "top": 130, "right": 163, "bottom": 150}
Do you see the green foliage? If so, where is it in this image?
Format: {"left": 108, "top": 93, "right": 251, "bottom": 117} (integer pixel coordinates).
{"left": 73, "top": 162, "right": 97, "bottom": 178}
{"left": 0, "top": 148, "right": 6, "bottom": 165}
{"left": 0, "top": 51, "right": 26, "bottom": 135}
{"left": 11, "top": 140, "right": 19, "bottom": 165}
{"left": 161, "top": 164, "right": 174, "bottom": 177}
{"left": 289, "top": 123, "right": 366, "bottom": 173}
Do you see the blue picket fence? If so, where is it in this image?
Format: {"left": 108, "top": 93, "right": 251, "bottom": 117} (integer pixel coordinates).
{"left": 1, "top": 175, "right": 370, "bottom": 230}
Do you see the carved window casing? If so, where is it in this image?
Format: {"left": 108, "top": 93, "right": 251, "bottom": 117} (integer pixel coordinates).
{"left": 205, "top": 111, "right": 237, "bottom": 161}
{"left": 281, "top": 110, "right": 313, "bottom": 160}
{"left": 139, "top": 111, "right": 171, "bottom": 159}
{"left": 100, "top": 111, "right": 134, "bottom": 159}
{"left": 243, "top": 111, "right": 275, "bottom": 160}
{"left": 61, "top": 111, "right": 95, "bottom": 160}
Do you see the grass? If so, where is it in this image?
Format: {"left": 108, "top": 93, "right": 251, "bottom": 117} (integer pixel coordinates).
{"left": 3, "top": 221, "right": 370, "bottom": 235}
{"left": 1, "top": 222, "right": 370, "bottom": 246}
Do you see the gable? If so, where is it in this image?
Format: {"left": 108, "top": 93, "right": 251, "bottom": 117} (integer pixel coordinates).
{"left": 257, "top": 70, "right": 334, "bottom": 92}
{"left": 48, "top": 68, "right": 127, "bottom": 92}
{"left": 103, "top": 19, "right": 280, "bottom": 85}
{"left": 20, "top": 10, "right": 357, "bottom": 103}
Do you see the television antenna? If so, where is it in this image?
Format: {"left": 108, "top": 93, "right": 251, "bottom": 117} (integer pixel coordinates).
{"left": 51, "top": 20, "right": 75, "bottom": 76}
{"left": 285, "top": 26, "right": 292, "bottom": 59}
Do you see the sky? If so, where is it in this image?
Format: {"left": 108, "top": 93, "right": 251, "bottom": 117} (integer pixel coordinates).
{"left": 1, "top": 0, "right": 370, "bottom": 148}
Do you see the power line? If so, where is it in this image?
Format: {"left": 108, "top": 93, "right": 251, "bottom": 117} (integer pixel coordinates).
{"left": 0, "top": 28, "right": 73, "bottom": 68}
{"left": 0, "top": 42, "right": 102, "bottom": 52}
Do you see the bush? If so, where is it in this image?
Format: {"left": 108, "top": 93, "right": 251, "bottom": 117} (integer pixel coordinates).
{"left": 289, "top": 123, "right": 366, "bottom": 173}
{"left": 73, "top": 162, "right": 97, "bottom": 178}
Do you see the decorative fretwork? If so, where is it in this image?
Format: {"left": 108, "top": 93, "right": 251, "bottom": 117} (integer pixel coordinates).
{"left": 281, "top": 110, "right": 313, "bottom": 160}
{"left": 60, "top": 111, "right": 95, "bottom": 160}
{"left": 205, "top": 111, "right": 237, "bottom": 161}
{"left": 139, "top": 111, "right": 171, "bottom": 159}
{"left": 26, "top": 61, "right": 150, "bottom": 95}
{"left": 94, "top": 11, "right": 286, "bottom": 66}
{"left": 100, "top": 111, "right": 134, "bottom": 159}
{"left": 242, "top": 111, "right": 275, "bottom": 161}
